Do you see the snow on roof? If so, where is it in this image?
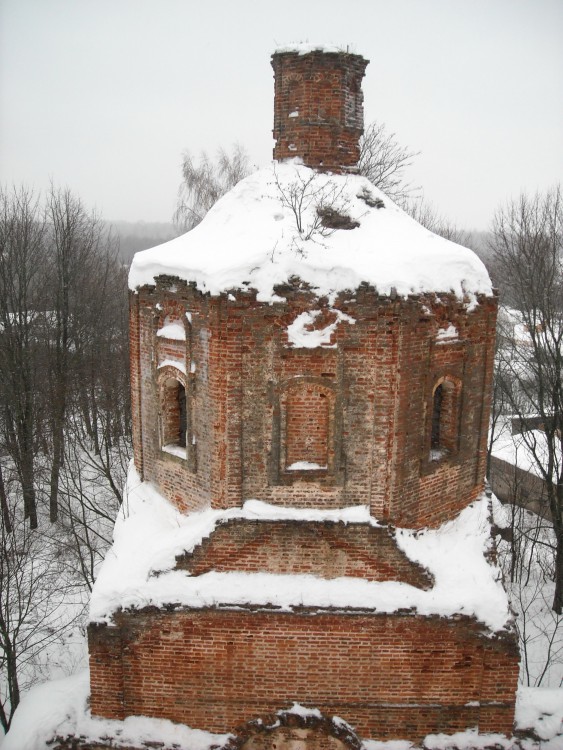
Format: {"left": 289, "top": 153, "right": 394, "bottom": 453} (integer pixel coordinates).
{"left": 274, "top": 42, "right": 356, "bottom": 55}
{"left": 88, "top": 464, "right": 512, "bottom": 633}
{"left": 128, "top": 163, "right": 492, "bottom": 303}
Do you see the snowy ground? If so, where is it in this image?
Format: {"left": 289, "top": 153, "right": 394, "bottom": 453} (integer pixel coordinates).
{"left": 0, "top": 439, "right": 127, "bottom": 743}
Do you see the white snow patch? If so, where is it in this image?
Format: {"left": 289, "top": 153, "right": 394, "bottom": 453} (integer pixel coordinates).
{"left": 436, "top": 324, "right": 458, "bottom": 343}
{"left": 156, "top": 319, "right": 186, "bottom": 340}
{"left": 429, "top": 448, "right": 447, "bottom": 462}
{"left": 286, "top": 461, "right": 327, "bottom": 471}
{"left": 241, "top": 498, "right": 372, "bottom": 524}
{"left": 162, "top": 444, "right": 186, "bottom": 459}
{"left": 279, "top": 702, "right": 323, "bottom": 719}
{"left": 129, "top": 163, "right": 492, "bottom": 303}
{"left": 421, "top": 729, "right": 512, "bottom": 749}
{"left": 88, "top": 465, "right": 511, "bottom": 634}
{"left": 491, "top": 420, "right": 556, "bottom": 480}
{"left": 516, "top": 687, "right": 563, "bottom": 741}
{"left": 275, "top": 42, "right": 355, "bottom": 55}
{"left": 157, "top": 358, "right": 186, "bottom": 375}
{"left": 286, "top": 308, "right": 355, "bottom": 348}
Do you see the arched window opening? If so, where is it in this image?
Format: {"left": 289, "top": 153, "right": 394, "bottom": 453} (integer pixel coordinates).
{"left": 430, "top": 379, "right": 460, "bottom": 462}
{"left": 161, "top": 377, "right": 187, "bottom": 457}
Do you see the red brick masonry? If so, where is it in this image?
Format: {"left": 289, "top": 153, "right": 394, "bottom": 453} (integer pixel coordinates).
{"left": 89, "top": 608, "right": 519, "bottom": 742}
{"left": 175, "top": 518, "right": 433, "bottom": 589}
{"left": 129, "top": 283, "right": 497, "bottom": 528}
{"left": 271, "top": 50, "right": 368, "bottom": 173}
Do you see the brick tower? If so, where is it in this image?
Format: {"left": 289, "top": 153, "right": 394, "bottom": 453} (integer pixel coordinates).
{"left": 87, "top": 45, "right": 519, "bottom": 747}
{"left": 271, "top": 48, "right": 368, "bottom": 171}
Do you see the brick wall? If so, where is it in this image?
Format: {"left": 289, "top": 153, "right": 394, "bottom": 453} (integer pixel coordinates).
{"left": 489, "top": 455, "right": 550, "bottom": 519}
{"left": 129, "top": 283, "right": 497, "bottom": 528}
{"left": 284, "top": 383, "right": 330, "bottom": 468}
{"left": 271, "top": 51, "right": 368, "bottom": 173}
{"left": 88, "top": 608, "right": 519, "bottom": 741}
{"left": 175, "top": 519, "right": 433, "bottom": 589}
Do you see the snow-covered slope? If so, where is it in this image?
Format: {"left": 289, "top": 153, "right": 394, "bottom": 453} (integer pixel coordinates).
{"left": 129, "top": 162, "right": 492, "bottom": 302}
{"left": 88, "top": 464, "right": 512, "bottom": 634}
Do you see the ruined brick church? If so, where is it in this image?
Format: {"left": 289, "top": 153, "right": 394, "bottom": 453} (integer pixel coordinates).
{"left": 87, "top": 47, "right": 519, "bottom": 748}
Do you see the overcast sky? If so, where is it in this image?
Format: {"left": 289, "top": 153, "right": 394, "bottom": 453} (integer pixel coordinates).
{"left": 1, "top": 0, "right": 561, "bottom": 230}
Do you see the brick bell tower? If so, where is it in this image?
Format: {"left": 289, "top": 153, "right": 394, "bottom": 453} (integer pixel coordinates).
{"left": 271, "top": 49, "right": 368, "bottom": 172}
{"left": 88, "top": 46, "right": 519, "bottom": 747}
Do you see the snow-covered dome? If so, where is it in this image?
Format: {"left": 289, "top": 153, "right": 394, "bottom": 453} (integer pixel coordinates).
{"left": 129, "top": 162, "right": 492, "bottom": 303}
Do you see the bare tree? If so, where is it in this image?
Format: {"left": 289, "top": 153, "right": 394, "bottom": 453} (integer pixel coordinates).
{"left": 55, "top": 412, "right": 129, "bottom": 592}
{"left": 358, "top": 121, "right": 420, "bottom": 203}
{"left": 174, "top": 144, "right": 251, "bottom": 231}
{"left": 43, "top": 188, "right": 129, "bottom": 522}
{"left": 0, "top": 188, "right": 47, "bottom": 529}
{"left": 490, "top": 186, "right": 563, "bottom": 613}
{"left": 0, "top": 498, "right": 84, "bottom": 733}
{"left": 495, "top": 497, "right": 563, "bottom": 686}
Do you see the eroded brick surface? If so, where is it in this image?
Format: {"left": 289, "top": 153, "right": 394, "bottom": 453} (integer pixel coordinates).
{"left": 88, "top": 609, "right": 519, "bottom": 741}
{"left": 175, "top": 519, "right": 433, "bottom": 589}
{"left": 271, "top": 51, "right": 368, "bottom": 173}
{"left": 130, "top": 283, "right": 497, "bottom": 528}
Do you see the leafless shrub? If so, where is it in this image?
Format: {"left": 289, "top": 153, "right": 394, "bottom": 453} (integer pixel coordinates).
{"left": 358, "top": 120, "right": 420, "bottom": 203}
{"left": 174, "top": 144, "right": 251, "bottom": 231}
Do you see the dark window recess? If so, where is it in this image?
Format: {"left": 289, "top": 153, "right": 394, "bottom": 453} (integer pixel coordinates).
{"left": 431, "top": 384, "right": 443, "bottom": 450}
{"left": 430, "top": 379, "right": 460, "bottom": 461}
{"left": 178, "top": 384, "right": 187, "bottom": 447}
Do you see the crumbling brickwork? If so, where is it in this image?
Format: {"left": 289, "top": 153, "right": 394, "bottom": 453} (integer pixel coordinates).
{"left": 271, "top": 50, "right": 368, "bottom": 172}
{"left": 175, "top": 519, "right": 433, "bottom": 589}
{"left": 98, "top": 47, "right": 518, "bottom": 748}
{"left": 89, "top": 608, "right": 519, "bottom": 742}
{"left": 129, "top": 282, "right": 497, "bottom": 528}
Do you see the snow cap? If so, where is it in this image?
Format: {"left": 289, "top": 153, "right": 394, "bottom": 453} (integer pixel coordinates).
{"left": 129, "top": 163, "right": 493, "bottom": 301}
